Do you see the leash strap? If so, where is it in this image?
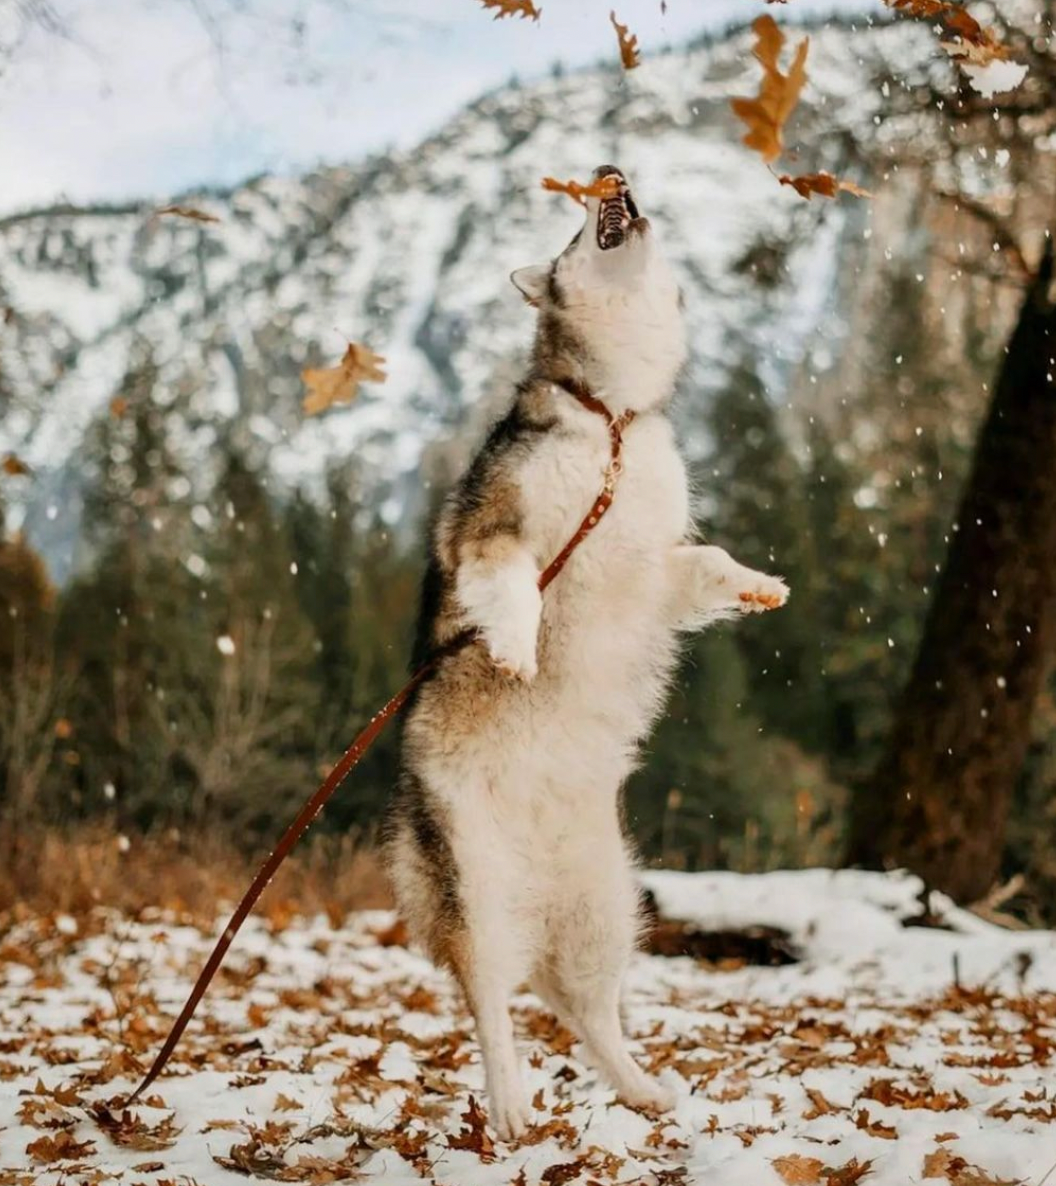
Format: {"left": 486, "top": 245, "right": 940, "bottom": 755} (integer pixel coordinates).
{"left": 128, "top": 385, "right": 634, "bottom": 1104}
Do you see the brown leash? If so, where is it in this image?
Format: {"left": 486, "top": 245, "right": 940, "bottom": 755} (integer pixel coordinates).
{"left": 127, "top": 381, "right": 634, "bottom": 1104}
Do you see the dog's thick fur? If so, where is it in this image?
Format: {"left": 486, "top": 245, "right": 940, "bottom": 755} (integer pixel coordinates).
{"left": 383, "top": 166, "right": 788, "bottom": 1138}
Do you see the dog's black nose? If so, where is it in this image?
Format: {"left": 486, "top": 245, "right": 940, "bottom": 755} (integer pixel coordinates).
{"left": 592, "top": 164, "right": 625, "bottom": 183}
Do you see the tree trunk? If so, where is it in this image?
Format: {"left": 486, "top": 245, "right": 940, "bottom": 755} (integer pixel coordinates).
{"left": 849, "top": 243, "right": 1056, "bottom": 903}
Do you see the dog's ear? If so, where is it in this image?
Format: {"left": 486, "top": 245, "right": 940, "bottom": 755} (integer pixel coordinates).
{"left": 510, "top": 264, "right": 549, "bottom": 307}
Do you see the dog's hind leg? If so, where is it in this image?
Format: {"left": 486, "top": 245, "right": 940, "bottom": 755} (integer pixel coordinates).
{"left": 532, "top": 847, "right": 673, "bottom": 1113}
{"left": 446, "top": 897, "right": 533, "bottom": 1140}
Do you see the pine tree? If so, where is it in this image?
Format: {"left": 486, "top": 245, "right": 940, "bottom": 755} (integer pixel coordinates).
{"left": 56, "top": 353, "right": 203, "bottom": 827}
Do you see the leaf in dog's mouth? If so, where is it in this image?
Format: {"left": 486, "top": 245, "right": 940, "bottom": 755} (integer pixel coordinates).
{"left": 541, "top": 175, "right": 621, "bottom": 206}
{"left": 540, "top": 174, "right": 640, "bottom": 250}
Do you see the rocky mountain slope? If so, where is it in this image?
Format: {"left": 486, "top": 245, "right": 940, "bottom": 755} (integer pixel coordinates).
{"left": 0, "top": 18, "right": 920, "bottom": 579}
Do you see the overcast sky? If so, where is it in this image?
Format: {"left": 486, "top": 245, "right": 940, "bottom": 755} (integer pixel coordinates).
{"left": 0, "top": 0, "right": 873, "bottom": 215}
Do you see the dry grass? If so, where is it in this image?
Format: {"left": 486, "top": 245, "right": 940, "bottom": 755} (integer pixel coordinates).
{"left": 0, "top": 821, "right": 392, "bottom": 928}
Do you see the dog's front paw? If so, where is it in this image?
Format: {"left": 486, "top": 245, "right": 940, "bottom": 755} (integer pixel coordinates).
{"left": 484, "top": 619, "right": 539, "bottom": 682}
{"left": 737, "top": 572, "right": 789, "bottom": 613}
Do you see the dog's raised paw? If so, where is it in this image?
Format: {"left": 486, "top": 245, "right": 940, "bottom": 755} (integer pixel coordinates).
{"left": 737, "top": 576, "right": 789, "bottom": 612}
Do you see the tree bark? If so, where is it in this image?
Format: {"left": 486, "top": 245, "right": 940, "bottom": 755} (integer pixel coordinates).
{"left": 849, "top": 243, "right": 1056, "bottom": 902}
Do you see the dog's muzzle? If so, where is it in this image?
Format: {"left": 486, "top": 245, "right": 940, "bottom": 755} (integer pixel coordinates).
{"left": 594, "top": 165, "right": 642, "bottom": 251}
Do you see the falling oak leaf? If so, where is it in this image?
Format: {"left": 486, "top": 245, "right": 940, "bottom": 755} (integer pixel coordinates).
{"left": 773, "top": 1154, "right": 825, "bottom": 1185}
{"left": 479, "top": 0, "right": 541, "bottom": 20}
{"left": 884, "top": 0, "right": 1009, "bottom": 62}
{"left": 301, "top": 342, "right": 387, "bottom": 416}
{"left": 155, "top": 205, "right": 221, "bottom": 224}
{"left": 939, "top": 30, "right": 1008, "bottom": 65}
{"left": 731, "top": 15, "right": 809, "bottom": 163}
{"left": 2, "top": 453, "right": 31, "bottom": 476}
{"left": 778, "top": 172, "right": 872, "bottom": 200}
{"left": 610, "top": 11, "right": 641, "bottom": 69}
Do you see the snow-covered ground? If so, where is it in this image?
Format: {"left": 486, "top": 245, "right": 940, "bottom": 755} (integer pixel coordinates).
{"left": 2, "top": 869, "right": 1055, "bottom": 1184}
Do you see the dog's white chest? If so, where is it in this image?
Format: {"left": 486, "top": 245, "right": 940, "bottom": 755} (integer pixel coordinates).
{"left": 520, "top": 411, "right": 689, "bottom": 730}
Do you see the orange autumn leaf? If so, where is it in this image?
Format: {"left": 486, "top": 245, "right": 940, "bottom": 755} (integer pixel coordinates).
{"left": 924, "top": 1149, "right": 963, "bottom": 1180}
{"left": 446, "top": 1095, "right": 496, "bottom": 1161}
{"left": 772, "top": 1154, "right": 825, "bottom": 1185}
{"left": 88, "top": 1102, "right": 181, "bottom": 1151}
{"left": 921, "top": 1148, "right": 1020, "bottom": 1186}
{"left": 826, "top": 1159, "right": 876, "bottom": 1186}
{"left": 26, "top": 1130, "right": 96, "bottom": 1163}
{"left": 609, "top": 11, "right": 641, "bottom": 70}
{"left": 939, "top": 27, "right": 1010, "bottom": 66}
{"left": 109, "top": 396, "right": 129, "bottom": 418}
{"left": 301, "top": 342, "right": 387, "bottom": 416}
{"left": 479, "top": 0, "right": 540, "bottom": 19}
{"left": 731, "top": 15, "right": 809, "bottom": 163}
{"left": 855, "top": 1107, "right": 898, "bottom": 1139}
{"left": 884, "top": 0, "right": 1009, "bottom": 63}
{"left": 541, "top": 175, "right": 621, "bottom": 207}
{"left": 778, "top": 171, "right": 872, "bottom": 200}
{"left": 2, "top": 453, "right": 31, "bottom": 476}
{"left": 156, "top": 205, "right": 221, "bottom": 224}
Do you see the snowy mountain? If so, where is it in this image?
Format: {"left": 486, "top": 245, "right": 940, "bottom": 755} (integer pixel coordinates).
{"left": 0, "top": 18, "right": 920, "bottom": 579}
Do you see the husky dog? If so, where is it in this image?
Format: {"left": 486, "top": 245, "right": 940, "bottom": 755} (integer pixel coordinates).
{"left": 384, "top": 166, "right": 788, "bottom": 1138}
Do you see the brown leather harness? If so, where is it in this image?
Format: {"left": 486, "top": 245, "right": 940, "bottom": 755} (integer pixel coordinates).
{"left": 128, "top": 380, "right": 634, "bottom": 1104}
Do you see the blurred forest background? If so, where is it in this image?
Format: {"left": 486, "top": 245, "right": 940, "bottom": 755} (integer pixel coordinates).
{"left": 2, "top": 0, "right": 1055, "bottom": 922}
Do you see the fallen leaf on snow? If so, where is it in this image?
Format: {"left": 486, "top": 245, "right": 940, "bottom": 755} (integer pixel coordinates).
{"left": 26, "top": 1130, "right": 97, "bottom": 1163}
{"left": 301, "top": 342, "right": 387, "bottom": 416}
{"left": 922, "top": 1148, "right": 1023, "bottom": 1185}
{"left": 773, "top": 1154, "right": 825, "bottom": 1184}
{"left": 730, "top": 15, "right": 808, "bottom": 163}
{"left": 861, "top": 1078, "right": 968, "bottom": 1111}
{"left": 446, "top": 1095, "right": 496, "bottom": 1161}
{"left": 855, "top": 1107, "right": 897, "bottom": 1138}
{"left": 824, "top": 1159, "right": 875, "bottom": 1186}
{"left": 802, "top": 1086, "right": 841, "bottom": 1118}
{"left": 88, "top": 1102, "right": 181, "bottom": 1151}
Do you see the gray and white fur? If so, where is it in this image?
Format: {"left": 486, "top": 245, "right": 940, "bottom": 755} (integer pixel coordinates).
{"left": 383, "top": 165, "right": 788, "bottom": 1139}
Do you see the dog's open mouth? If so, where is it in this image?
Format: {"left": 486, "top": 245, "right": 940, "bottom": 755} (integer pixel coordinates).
{"left": 596, "top": 170, "right": 641, "bottom": 252}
